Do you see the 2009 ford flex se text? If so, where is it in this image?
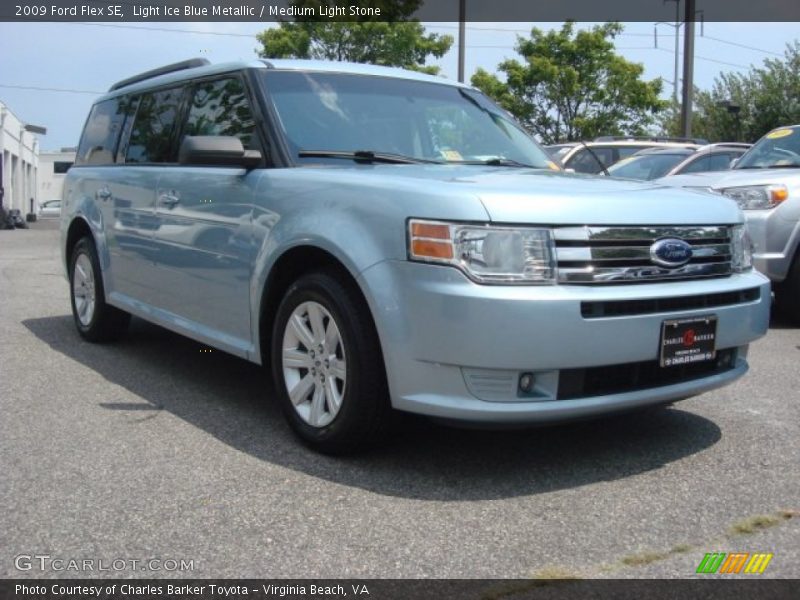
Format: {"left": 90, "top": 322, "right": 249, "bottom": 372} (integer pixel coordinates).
{"left": 62, "top": 59, "right": 770, "bottom": 452}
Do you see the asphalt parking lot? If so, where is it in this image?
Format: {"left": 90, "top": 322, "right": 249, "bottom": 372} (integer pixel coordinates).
{"left": 1, "top": 222, "right": 798, "bottom": 580}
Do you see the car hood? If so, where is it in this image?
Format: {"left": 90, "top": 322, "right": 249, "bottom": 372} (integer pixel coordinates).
{"left": 303, "top": 164, "right": 743, "bottom": 225}
{"left": 655, "top": 167, "right": 800, "bottom": 190}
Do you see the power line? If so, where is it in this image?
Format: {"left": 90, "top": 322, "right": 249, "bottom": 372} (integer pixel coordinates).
{"left": 0, "top": 83, "right": 102, "bottom": 94}
{"left": 701, "top": 34, "right": 783, "bottom": 57}
{"left": 654, "top": 47, "right": 750, "bottom": 69}
{"left": 65, "top": 21, "right": 786, "bottom": 60}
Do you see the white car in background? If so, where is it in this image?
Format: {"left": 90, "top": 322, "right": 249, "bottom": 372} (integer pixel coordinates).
{"left": 656, "top": 125, "right": 800, "bottom": 323}
{"left": 38, "top": 199, "right": 62, "bottom": 218}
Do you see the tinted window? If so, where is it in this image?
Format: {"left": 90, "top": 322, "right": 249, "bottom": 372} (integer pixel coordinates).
{"left": 608, "top": 153, "right": 688, "bottom": 180}
{"left": 707, "top": 153, "right": 736, "bottom": 171}
{"left": 680, "top": 155, "right": 711, "bottom": 174}
{"left": 616, "top": 146, "right": 650, "bottom": 160}
{"left": 567, "top": 147, "right": 614, "bottom": 173}
{"left": 184, "top": 78, "right": 257, "bottom": 149}
{"left": 53, "top": 161, "right": 73, "bottom": 174}
{"left": 125, "top": 87, "right": 184, "bottom": 164}
{"left": 76, "top": 98, "right": 135, "bottom": 165}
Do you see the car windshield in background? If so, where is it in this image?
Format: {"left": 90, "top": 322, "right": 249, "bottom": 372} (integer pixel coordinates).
{"left": 736, "top": 126, "right": 800, "bottom": 169}
{"left": 261, "top": 71, "right": 553, "bottom": 168}
{"left": 607, "top": 152, "right": 689, "bottom": 180}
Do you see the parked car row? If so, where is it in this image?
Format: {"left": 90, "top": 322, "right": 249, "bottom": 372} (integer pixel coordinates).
{"left": 545, "top": 137, "right": 750, "bottom": 178}
{"left": 546, "top": 137, "right": 706, "bottom": 174}
{"left": 606, "top": 143, "right": 751, "bottom": 180}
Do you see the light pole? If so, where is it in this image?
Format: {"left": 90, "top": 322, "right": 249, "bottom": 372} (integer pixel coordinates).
{"left": 457, "top": 0, "right": 466, "bottom": 83}
{"left": 680, "top": 0, "right": 696, "bottom": 138}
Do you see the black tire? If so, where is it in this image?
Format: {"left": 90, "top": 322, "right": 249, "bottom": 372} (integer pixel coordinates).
{"left": 774, "top": 254, "right": 800, "bottom": 325}
{"left": 69, "top": 236, "right": 130, "bottom": 342}
{"left": 271, "top": 270, "right": 390, "bottom": 454}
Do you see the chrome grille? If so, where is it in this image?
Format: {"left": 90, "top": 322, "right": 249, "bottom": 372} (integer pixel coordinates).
{"left": 554, "top": 226, "right": 733, "bottom": 284}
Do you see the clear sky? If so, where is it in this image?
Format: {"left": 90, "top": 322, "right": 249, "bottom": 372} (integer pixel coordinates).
{"left": 0, "top": 21, "right": 796, "bottom": 150}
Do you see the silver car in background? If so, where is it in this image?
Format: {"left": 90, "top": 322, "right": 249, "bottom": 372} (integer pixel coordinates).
{"left": 61, "top": 59, "right": 770, "bottom": 453}
{"left": 657, "top": 125, "right": 800, "bottom": 323}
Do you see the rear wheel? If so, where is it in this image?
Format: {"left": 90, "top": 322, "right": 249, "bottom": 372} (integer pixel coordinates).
{"left": 69, "top": 237, "right": 130, "bottom": 342}
{"left": 271, "top": 271, "right": 390, "bottom": 453}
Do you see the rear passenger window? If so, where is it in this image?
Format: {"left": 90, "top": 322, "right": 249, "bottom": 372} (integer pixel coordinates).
{"left": 75, "top": 97, "right": 134, "bottom": 166}
{"left": 680, "top": 155, "right": 711, "bottom": 174}
{"left": 125, "top": 87, "right": 184, "bottom": 164}
{"left": 184, "top": 78, "right": 257, "bottom": 149}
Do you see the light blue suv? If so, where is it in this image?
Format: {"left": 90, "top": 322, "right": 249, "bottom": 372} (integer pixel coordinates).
{"left": 62, "top": 59, "right": 770, "bottom": 452}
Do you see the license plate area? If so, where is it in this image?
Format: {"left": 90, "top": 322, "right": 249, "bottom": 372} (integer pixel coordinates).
{"left": 660, "top": 316, "right": 717, "bottom": 367}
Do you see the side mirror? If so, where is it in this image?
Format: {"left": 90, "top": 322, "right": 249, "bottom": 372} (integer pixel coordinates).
{"left": 178, "top": 135, "right": 262, "bottom": 169}
{"left": 730, "top": 157, "right": 739, "bottom": 168}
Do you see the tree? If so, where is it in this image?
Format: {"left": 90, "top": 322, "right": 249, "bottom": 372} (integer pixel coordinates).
{"left": 471, "top": 22, "right": 666, "bottom": 144}
{"left": 256, "top": 1, "right": 452, "bottom": 75}
{"left": 661, "top": 41, "right": 800, "bottom": 143}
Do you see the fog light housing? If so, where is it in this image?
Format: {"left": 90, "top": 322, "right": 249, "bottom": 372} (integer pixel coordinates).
{"left": 518, "top": 372, "right": 536, "bottom": 394}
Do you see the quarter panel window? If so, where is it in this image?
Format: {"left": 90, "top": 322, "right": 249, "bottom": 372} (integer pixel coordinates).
{"left": 125, "top": 87, "right": 184, "bottom": 164}
{"left": 76, "top": 97, "right": 136, "bottom": 165}
{"left": 184, "top": 78, "right": 257, "bottom": 149}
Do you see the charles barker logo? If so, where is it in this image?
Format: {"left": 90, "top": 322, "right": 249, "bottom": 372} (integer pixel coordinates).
{"left": 696, "top": 552, "right": 773, "bottom": 574}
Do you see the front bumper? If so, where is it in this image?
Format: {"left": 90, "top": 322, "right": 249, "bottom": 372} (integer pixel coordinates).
{"left": 359, "top": 260, "right": 770, "bottom": 423}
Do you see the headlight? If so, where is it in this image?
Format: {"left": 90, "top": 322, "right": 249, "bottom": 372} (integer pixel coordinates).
{"left": 719, "top": 184, "right": 788, "bottom": 210}
{"left": 408, "top": 219, "right": 556, "bottom": 284}
{"left": 730, "top": 225, "right": 753, "bottom": 272}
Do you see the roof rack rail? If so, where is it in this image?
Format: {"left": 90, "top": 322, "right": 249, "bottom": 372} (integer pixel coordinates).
{"left": 593, "top": 135, "right": 709, "bottom": 145}
{"left": 108, "top": 58, "right": 211, "bottom": 92}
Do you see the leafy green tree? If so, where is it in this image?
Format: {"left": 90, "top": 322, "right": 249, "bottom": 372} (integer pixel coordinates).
{"left": 471, "top": 22, "right": 666, "bottom": 144}
{"left": 256, "top": 1, "right": 452, "bottom": 75}
{"left": 662, "top": 42, "right": 800, "bottom": 143}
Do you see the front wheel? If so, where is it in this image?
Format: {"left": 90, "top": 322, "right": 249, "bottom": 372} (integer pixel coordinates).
{"left": 271, "top": 271, "right": 390, "bottom": 453}
{"left": 774, "top": 255, "right": 800, "bottom": 325}
{"left": 69, "top": 236, "right": 130, "bottom": 342}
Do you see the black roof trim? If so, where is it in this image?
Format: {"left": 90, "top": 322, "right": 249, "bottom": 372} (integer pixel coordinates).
{"left": 108, "top": 58, "right": 211, "bottom": 92}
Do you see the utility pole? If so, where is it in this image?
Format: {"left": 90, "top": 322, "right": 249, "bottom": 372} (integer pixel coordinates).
{"left": 680, "top": 0, "right": 696, "bottom": 138}
{"left": 669, "top": 0, "right": 680, "bottom": 104}
{"left": 457, "top": 0, "right": 466, "bottom": 83}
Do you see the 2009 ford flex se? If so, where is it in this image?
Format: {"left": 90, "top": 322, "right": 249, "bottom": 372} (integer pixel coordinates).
{"left": 62, "top": 58, "right": 770, "bottom": 452}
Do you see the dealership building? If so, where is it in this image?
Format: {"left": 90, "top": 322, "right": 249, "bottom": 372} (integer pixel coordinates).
{"left": 0, "top": 100, "right": 41, "bottom": 216}
{"left": 38, "top": 148, "right": 76, "bottom": 205}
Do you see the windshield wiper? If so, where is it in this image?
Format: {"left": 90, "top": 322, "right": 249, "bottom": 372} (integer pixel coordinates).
{"left": 298, "top": 150, "right": 441, "bottom": 164}
{"left": 453, "top": 158, "right": 539, "bottom": 168}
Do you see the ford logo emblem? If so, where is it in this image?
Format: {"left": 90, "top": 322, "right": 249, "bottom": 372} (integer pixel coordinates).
{"left": 650, "top": 238, "right": 693, "bottom": 268}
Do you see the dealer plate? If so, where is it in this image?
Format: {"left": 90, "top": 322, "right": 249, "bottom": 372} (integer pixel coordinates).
{"left": 659, "top": 316, "right": 717, "bottom": 367}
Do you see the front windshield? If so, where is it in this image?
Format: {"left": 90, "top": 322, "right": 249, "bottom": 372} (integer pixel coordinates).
{"left": 261, "top": 71, "right": 553, "bottom": 167}
{"left": 736, "top": 126, "right": 800, "bottom": 169}
{"left": 607, "top": 153, "right": 688, "bottom": 180}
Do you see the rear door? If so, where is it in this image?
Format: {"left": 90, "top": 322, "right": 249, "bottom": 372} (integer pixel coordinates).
{"left": 149, "top": 74, "right": 263, "bottom": 355}
{"left": 110, "top": 86, "right": 186, "bottom": 303}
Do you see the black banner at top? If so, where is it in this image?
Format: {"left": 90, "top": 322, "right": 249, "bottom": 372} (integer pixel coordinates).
{"left": 4, "top": 0, "right": 800, "bottom": 22}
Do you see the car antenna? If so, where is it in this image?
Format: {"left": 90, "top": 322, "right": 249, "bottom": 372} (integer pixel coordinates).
{"left": 578, "top": 140, "right": 610, "bottom": 176}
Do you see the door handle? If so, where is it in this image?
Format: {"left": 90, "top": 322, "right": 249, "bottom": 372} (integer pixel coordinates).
{"left": 158, "top": 192, "right": 180, "bottom": 208}
{"left": 96, "top": 187, "right": 112, "bottom": 201}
